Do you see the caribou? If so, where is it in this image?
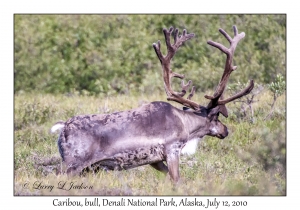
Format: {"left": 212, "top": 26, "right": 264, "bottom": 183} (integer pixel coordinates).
{"left": 51, "top": 25, "right": 254, "bottom": 182}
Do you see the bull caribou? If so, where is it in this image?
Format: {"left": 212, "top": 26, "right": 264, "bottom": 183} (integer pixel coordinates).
{"left": 51, "top": 25, "right": 254, "bottom": 182}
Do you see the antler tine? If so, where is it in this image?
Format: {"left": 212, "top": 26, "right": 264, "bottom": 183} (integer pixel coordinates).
{"left": 205, "top": 25, "right": 253, "bottom": 115}
{"left": 218, "top": 80, "right": 255, "bottom": 105}
{"left": 178, "top": 80, "right": 192, "bottom": 97}
{"left": 187, "top": 86, "right": 196, "bottom": 100}
{"left": 153, "top": 27, "right": 200, "bottom": 110}
{"left": 163, "top": 27, "right": 174, "bottom": 55}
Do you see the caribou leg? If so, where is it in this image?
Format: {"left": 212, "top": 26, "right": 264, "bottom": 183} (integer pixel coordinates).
{"left": 165, "top": 149, "right": 181, "bottom": 183}
{"left": 150, "top": 161, "right": 169, "bottom": 174}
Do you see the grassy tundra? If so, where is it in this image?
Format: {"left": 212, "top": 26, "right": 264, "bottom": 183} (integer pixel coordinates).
{"left": 14, "top": 90, "right": 285, "bottom": 195}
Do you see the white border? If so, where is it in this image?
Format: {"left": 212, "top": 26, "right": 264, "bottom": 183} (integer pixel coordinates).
{"left": 3, "top": 1, "right": 298, "bottom": 209}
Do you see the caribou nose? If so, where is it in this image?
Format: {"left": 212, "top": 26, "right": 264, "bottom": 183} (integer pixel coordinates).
{"left": 218, "top": 127, "right": 228, "bottom": 139}
{"left": 224, "top": 127, "right": 229, "bottom": 137}
{"left": 221, "top": 127, "right": 229, "bottom": 139}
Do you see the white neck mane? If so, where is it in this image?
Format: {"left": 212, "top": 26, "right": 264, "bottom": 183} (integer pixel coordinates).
{"left": 181, "top": 138, "right": 200, "bottom": 155}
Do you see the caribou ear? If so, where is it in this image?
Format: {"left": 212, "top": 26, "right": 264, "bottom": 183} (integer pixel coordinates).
{"left": 183, "top": 107, "right": 190, "bottom": 111}
{"left": 183, "top": 107, "right": 195, "bottom": 112}
{"left": 219, "top": 104, "right": 228, "bottom": 118}
{"left": 208, "top": 106, "right": 220, "bottom": 119}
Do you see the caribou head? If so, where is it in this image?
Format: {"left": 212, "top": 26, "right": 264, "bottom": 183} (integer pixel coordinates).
{"left": 152, "top": 26, "right": 253, "bottom": 140}
{"left": 50, "top": 25, "right": 254, "bottom": 183}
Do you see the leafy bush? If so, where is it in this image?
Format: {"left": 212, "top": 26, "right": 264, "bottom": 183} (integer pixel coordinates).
{"left": 14, "top": 101, "right": 56, "bottom": 130}
{"left": 227, "top": 82, "right": 264, "bottom": 123}
{"left": 269, "top": 73, "right": 286, "bottom": 98}
{"left": 14, "top": 14, "right": 286, "bottom": 95}
{"left": 265, "top": 73, "right": 286, "bottom": 119}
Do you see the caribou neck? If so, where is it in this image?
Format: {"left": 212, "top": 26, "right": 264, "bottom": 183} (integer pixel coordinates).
{"left": 175, "top": 107, "right": 210, "bottom": 140}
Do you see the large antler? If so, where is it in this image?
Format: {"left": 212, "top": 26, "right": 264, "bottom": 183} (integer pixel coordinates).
{"left": 153, "top": 27, "right": 200, "bottom": 110}
{"left": 205, "top": 25, "right": 254, "bottom": 117}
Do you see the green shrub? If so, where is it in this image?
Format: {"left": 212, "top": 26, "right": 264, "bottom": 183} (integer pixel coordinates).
{"left": 14, "top": 14, "right": 286, "bottom": 95}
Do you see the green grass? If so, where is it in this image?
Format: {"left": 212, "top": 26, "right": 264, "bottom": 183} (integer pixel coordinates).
{"left": 14, "top": 91, "right": 285, "bottom": 195}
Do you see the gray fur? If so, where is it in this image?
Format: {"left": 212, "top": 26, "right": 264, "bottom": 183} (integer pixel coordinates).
{"left": 52, "top": 101, "right": 228, "bottom": 182}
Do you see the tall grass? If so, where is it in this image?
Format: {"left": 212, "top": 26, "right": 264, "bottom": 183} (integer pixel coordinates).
{"left": 14, "top": 90, "right": 285, "bottom": 195}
